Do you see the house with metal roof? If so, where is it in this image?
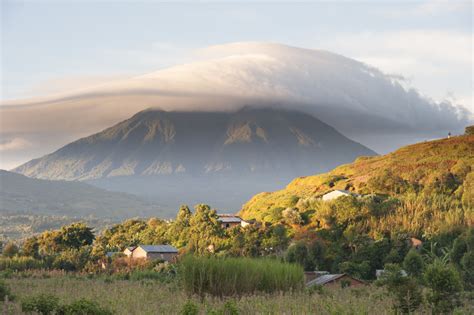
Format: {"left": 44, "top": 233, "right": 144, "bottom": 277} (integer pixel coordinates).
{"left": 126, "top": 245, "right": 178, "bottom": 262}
{"left": 217, "top": 214, "right": 250, "bottom": 228}
{"left": 123, "top": 246, "right": 136, "bottom": 257}
{"left": 306, "top": 273, "right": 364, "bottom": 287}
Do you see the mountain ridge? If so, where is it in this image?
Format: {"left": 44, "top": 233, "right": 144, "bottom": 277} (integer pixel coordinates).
{"left": 12, "top": 107, "right": 376, "bottom": 210}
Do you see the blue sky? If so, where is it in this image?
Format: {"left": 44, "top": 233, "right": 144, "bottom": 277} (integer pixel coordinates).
{"left": 1, "top": 0, "right": 472, "bottom": 109}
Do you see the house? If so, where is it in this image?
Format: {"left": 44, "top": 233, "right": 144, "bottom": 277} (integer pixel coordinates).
{"left": 304, "top": 271, "right": 329, "bottom": 283}
{"left": 123, "top": 246, "right": 136, "bottom": 257}
{"left": 322, "top": 190, "right": 360, "bottom": 201}
{"left": 376, "top": 269, "right": 407, "bottom": 280}
{"left": 217, "top": 214, "right": 250, "bottom": 228}
{"left": 125, "top": 245, "right": 178, "bottom": 262}
{"left": 306, "top": 274, "right": 365, "bottom": 288}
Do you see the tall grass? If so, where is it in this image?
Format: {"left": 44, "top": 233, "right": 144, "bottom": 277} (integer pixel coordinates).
{"left": 0, "top": 257, "right": 44, "bottom": 271}
{"left": 179, "top": 256, "right": 304, "bottom": 298}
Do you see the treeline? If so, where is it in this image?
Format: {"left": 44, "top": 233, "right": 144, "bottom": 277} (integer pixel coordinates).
{"left": 0, "top": 199, "right": 472, "bottom": 285}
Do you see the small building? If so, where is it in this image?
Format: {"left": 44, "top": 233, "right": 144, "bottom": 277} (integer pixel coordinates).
{"left": 217, "top": 214, "right": 250, "bottom": 228}
{"left": 304, "top": 271, "right": 329, "bottom": 283}
{"left": 306, "top": 274, "right": 364, "bottom": 288}
{"left": 123, "top": 246, "right": 136, "bottom": 257}
{"left": 322, "top": 190, "right": 360, "bottom": 201}
{"left": 127, "top": 245, "right": 178, "bottom": 262}
{"left": 376, "top": 269, "right": 407, "bottom": 280}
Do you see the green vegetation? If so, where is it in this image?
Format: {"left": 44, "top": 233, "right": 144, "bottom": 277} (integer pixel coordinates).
{"left": 180, "top": 256, "right": 303, "bottom": 298}
{"left": 0, "top": 135, "right": 473, "bottom": 313}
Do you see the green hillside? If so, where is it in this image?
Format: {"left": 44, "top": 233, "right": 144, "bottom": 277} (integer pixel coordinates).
{"left": 240, "top": 134, "right": 474, "bottom": 238}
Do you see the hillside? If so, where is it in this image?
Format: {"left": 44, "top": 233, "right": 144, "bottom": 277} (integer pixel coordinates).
{"left": 240, "top": 134, "right": 474, "bottom": 224}
{"left": 12, "top": 107, "right": 375, "bottom": 210}
{"left": 0, "top": 170, "right": 166, "bottom": 219}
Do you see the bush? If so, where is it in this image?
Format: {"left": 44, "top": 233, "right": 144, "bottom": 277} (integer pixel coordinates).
{"left": 2, "top": 242, "right": 19, "bottom": 258}
{"left": 21, "top": 294, "right": 60, "bottom": 315}
{"left": 180, "top": 256, "right": 304, "bottom": 298}
{"left": 58, "top": 298, "right": 113, "bottom": 315}
{"left": 424, "top": 261, "right": 463, "bottom": 313}
{"left": 403, "top": 249, "right": 424, "bottom": 278}
{"left": 180, "top": 301, "right": 199, "bottom": 315}
{"left": 0, "top": 279, "right": 14, "bottom": 301}
{"left": 0, "top": 256, "right": 44, "bottom": 271}
{"left": 377, "top": 264, "right": 422, "bottom": 314}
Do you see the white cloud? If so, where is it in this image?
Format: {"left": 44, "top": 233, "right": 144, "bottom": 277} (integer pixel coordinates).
{"left": 0, "top": 138, "right": 32, "bottom": 152}
{"left": 0, "top": 41, "right": 471, "bottom": 168}
{"left": 319, "top": 30, "right": 473, "bottom": 112}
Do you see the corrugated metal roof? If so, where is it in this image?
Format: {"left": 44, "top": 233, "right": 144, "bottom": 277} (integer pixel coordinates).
{"left": 306, "top": 274, "right": 346, "bottom": 286}
{"left": 217, "top": 214, "right": 242, "bottom": 223}
{"left": 138, "top": 245, "right": 178, "bottom": 253}
{"left": 218, "top": 217, "right": 242, "bottom": 223}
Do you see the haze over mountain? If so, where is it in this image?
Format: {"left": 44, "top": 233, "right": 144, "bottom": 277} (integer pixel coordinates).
{"left": 13, "top": 107, "right": 375, "bottom": 210}
{"left": 0, "top": 170, "right": 164, "bottom": 219}
{"left": 2, "top": 42, "right": 470, "bottom": 170}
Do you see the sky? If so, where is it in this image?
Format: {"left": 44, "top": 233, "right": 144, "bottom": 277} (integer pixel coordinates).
{"left": 0, "top": 0, "right": 473, "bottom": 169}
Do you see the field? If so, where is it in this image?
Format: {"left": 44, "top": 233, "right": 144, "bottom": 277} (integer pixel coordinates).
{"left": 3, "top": 273, "right": 390, "bottom": 315}
{"left": 2, "top": 272, "right": 474, "bottom": 314}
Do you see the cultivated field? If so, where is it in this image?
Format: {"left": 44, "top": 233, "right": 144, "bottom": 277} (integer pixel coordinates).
{"left": 2, "top": 272, "right": 473, "bottom": 314}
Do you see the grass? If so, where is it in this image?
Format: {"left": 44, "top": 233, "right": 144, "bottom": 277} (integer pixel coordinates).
{"left": 179, "top": 256, "right": 304, "bottom": 298}
{"left": 2, "top": 272, "right": 473, "bottom": 314}
{"left": 1, "top": 273, "right": 387, "bottom": 314}
{"left": 240, "top": 135, "right": 474, "bottom": 221}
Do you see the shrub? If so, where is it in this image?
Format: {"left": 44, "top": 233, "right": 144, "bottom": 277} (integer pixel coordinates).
{"left": 403, "top": 249, "right": 424, "bottom": 278}
{"left": 424, "top": 261, "right": 463, "bottom": 313}
{"left": 58, "top": 298, "right": 113, "bottom": 315}
{"left": 180, "top": 256, "right": 304, "bottom": 298}
{"left": 2, "top": 242, "right": 19, "bottom": 258}
{"left": 180, "top": 301, "right": 199, "bottom": 315}
{"left": 377, "top": 264, "right": 423, "bottom": 314}
{"left": 21, "top": 294, "right": 60, "bottom": 315}
{"left": 0, "top": 256, "right": 44, "bottom": 271}
{"left": 0, "top": 279, "right": 14, "bottom": 301}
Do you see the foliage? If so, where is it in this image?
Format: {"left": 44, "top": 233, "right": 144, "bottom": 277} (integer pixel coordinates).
{"left": 180, "top": 301, "right": 199, "bottom": 315}
{"left": 21, "top": 293, "right": 60, "bottom": 315}
{"left": 377, "top": 264, "right": 423, "bottom": 313}
{"left": 403, "top": 249, "right": 424, "bottom": 278}
{"left": 0, "top": 279, "right": 13, "bottom": 301}
{"left": 2, "top": 242, "right": 19, "bottom": 258}
{"left": 424, "top": 261, "right": 463, "bottom": 314}
{"left": 0, "top": 256, "right": 44, "bottom": 271}
{"left": 180, "top": 256, "right": 303, "bottom": 298}
{"left": 58, "top": 298, "right": 113, "bottom": 315}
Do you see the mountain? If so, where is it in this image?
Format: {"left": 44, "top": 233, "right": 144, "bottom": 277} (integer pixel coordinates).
{"left": 13, "top": 107, "right": 376, "bottom": 210}
{"left": 240, "top": 134, "right": 474, "bottom": 221}
{"left": 2, "top": 43, "right": 469, "bottom": 173}
{"left": 0, "top": 170, "right": 166, "bottom": 219}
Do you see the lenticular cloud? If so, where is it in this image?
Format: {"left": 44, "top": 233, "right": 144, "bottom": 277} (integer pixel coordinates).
{"left": 1, "top": 42, "right": 471, "bottom": 160}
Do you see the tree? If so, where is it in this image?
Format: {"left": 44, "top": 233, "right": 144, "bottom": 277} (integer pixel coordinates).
{"left": 424, "top": 261, "right": 463, "bottom": 314}
{"left": 2, "top": 242, "right": 19, "bottom": 257}
{"left": 465, "top": 125, "right": 474, "bottom": 135}
{"left": 59, "top": 223, "right": 94, "bottom": 249}
{"left": 403, "top": 249, "right": 424, "bottom": 278}
{"left": 188, "top": 204, "right": 224, "bottom": 255}
{"left": 377, "top": 263, "right": 423, "bottom": 314}
{"left": 460, "top": 251, "right": 474, "bottom": 290}
{"left": 167, "top": 205, "right": 192, "bottom": 247}
{"left": 22, "top": 236, "right": 40, "bottom": 258}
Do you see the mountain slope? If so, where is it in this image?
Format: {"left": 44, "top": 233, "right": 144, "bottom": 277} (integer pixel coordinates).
{"left": 240, "top": 134, "right": 474, "bottom": 221}
{"left": 0, "top": 170, "right": 166, "bottom": 219}
{"left": 12, "top": 107, "right": 375, "bottom": 210}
